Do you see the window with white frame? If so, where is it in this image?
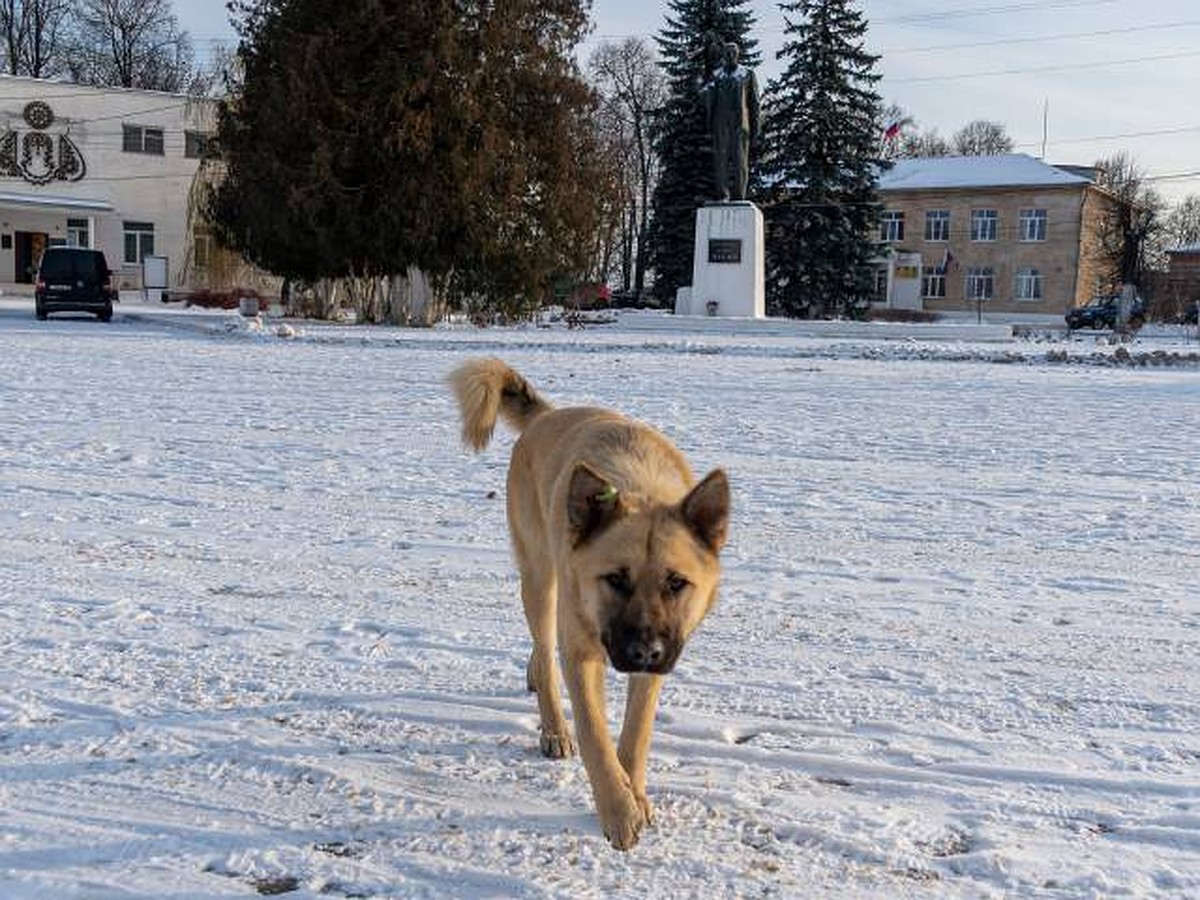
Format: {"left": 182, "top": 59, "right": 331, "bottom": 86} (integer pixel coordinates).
{"left": 880, "top": 210, "right": 905, "bottom": 242}
{"left": 922, "top": 271, "right": 946, "bottom": 299}
{"left": 1016, "top": 267, "right": 1043, "bottom": 300}
{"left": 924, "top": 209, "right": 950, "bottom": 242}
{"left": 1019, "top": 208, "right": 1047, "bottom": 242}
{"left": 123, "top": 221, "right": 155, "bottom": 264}
{"left": 67, "top": 217, "right": 89, "bottom": 248}
{"left": 970, "top": 209, "right": 998, "bottom": 242}
{"left": 122, "top": 124, "right": 164, "bottom": 155}
{"left": 966, "top": 267, "right": 994, "bottom": 301}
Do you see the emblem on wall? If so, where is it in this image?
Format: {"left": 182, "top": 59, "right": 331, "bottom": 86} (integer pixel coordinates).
{"left": 0, "top": 101, "right": 87, "bottom": 185}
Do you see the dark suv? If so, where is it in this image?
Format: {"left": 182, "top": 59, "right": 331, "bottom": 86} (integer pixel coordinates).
{"left": 35, "top": 247, "right": 116, "bottom": 321}
{"left": 1065, "top": 295, "right": 1145, "bottom": 331}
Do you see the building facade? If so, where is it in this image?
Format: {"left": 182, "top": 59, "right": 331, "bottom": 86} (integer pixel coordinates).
{"left": 0, "top": 74, "right": 217, "bottom": 291}
{"left": 876, "top": 154, "right": 1122, "bottom": 317}
{"left": 1149, "top": 243, "right": 1200, "bottom": 320}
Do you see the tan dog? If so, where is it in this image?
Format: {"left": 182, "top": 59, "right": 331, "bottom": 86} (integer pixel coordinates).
{"left": 450, "top": 358, "right": 730, "bottom": 850}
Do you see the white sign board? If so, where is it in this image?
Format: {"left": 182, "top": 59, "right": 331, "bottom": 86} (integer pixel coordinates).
{"left": 143, "top": 255, "right": 168, "bottom": 290}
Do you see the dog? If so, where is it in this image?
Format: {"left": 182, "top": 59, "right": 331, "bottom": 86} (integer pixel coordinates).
{"left": 450, "top": 358, "right": 730, "bottom": 850}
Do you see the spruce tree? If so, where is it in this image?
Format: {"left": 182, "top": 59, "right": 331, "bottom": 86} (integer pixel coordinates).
{"left": 647, "top": 0, "right": 758, "bottom": 306}
{"left": 760, "top": 0, "right": 884, "bottom": 318}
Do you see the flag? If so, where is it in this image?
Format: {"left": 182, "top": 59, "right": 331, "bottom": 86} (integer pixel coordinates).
{"left": 882, "top": 120, "right": 901, "bottom": 142}
{"left": 938, "top": 248, "right": 954, "bottom": 274}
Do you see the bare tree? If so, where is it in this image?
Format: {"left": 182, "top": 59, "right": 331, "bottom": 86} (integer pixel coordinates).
{"left": 1162, "top": 195, "right": 1200, "bottom": 249}
{"left": 877, "top": 104, "right": 962, "bottom": 159}
{"left": 951, "top": 119, "right": 1013, "bottom": 156}
{"left": 188, "top": 40, "right": 236, "bottom": 97}
{"left": 1092, "top": 152, "right": 1164, "bottom": 287}
{"left": 588, "top": 38, "right": 666, "bottom": 299}
{"left": 67, "top": 0, "right": 199, "bottom": 92}
{"left": 0, "top": 0, "right": 71, "bottom": 76}
{"left": 900, "top": 127, "right": 950, "bottom": 158}
{"left": 588, "top": 104, "right": 632, "bottom": 292}
{"left": 876, "top": 101, "right": 911, "bottom": 160}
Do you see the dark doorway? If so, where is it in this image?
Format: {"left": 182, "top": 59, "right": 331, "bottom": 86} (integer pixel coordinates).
{"left": 15, "top": 231, "right": 48, "bottom": 283}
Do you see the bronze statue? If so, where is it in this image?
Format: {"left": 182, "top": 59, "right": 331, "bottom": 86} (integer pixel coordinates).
{"left": 701, "top": 42, "right": 759, "bottom": 202}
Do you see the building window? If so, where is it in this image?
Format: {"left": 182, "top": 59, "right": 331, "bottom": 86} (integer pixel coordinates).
{"left": 1016, "top": 267, "right": 1043, "bottom": 300}
{"left": 192, "top": 226, "right": 213, "bottom": 268}
{"left": 185, "top": 130, "right": 215, "bottom": 159}
{"left": 970, "top": 209, "right": 998, "bottom": 242}
{"left": 123, "top": 221, "right": 155, "bottom": 264}
{"left": 922, "top": 271, "right": 946, "bottom": 299}
{"left": 67, "top": 217, "right": 89, "bottom": 248}
{"left": 123, "top": 124, "right": 164, "bottom": 155}
{"left": 880, "top": 210, "right": 905, "bottom": 243}
{"left": 1019, "top": 208, "right": 1047, "bottom": 242}
{"left": 924, "top": 209, "right": 950, "bottom": 242}
{"left": 966, "top": 267, "right": 994, "bottom": 301}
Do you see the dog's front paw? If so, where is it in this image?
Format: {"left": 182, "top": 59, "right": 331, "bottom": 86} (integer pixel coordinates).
{"left": 540, "top": 729, "right": 575, "bottom": 759}
{"left": 633, "top": 789, "right": 654, "bottom": 826}
{"left": 600, "top": 789, "right": 648, "bottom": 851}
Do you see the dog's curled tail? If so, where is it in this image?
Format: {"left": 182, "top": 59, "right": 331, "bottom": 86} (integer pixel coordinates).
{"left": 449, "top": 358, "right": 552, "bottom": 451}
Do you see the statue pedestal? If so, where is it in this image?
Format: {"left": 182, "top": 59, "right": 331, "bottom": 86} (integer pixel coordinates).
{"left": 678, "top": 202, "right": 765, "bottom": 318}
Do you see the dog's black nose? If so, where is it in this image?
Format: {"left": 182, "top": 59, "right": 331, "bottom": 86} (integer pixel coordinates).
{"left": 626, "top": 637, "right": 666, "bottom": 669}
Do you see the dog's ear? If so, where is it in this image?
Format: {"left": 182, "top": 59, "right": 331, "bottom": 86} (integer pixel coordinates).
{"left": 568, "top": 463, "right": 623, "bottom": 545}
{"left": 681, "top": 469, "right": 730, "bottom": 553}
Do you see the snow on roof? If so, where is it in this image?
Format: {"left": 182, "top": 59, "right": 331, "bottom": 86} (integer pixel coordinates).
{"left": 879, "top": 153, "right": 1092, "bottom": 192}
{"left": 1168, "top": 242, "right": 1200, "bottom": 254}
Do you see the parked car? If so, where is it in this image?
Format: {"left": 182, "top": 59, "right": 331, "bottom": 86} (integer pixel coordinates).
{"left": 34, "top": 247, "right": 116, "bottom": 322}
{"left": 1065, "top": 295, "right": 1145, "bottom": 331}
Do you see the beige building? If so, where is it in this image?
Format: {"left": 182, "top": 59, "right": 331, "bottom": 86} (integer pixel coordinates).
{"left": 0, "top": 74, "right": 220, "bottom": 292}
{"left": 876, "top": 154, "right": 1123, "bottom": 317}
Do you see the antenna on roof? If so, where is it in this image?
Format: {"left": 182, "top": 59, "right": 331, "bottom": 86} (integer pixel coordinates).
{"left": 1041, "top": 99, "right": 1049, "bottom": 160}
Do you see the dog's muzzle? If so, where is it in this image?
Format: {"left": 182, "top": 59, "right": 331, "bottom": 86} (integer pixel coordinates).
{"left": 603, "top": 625, "right": 682, "bottom": 674}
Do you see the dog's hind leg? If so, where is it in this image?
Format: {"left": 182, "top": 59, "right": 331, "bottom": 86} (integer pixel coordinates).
{"left": 618, "top": 673, "right": 663, "bottom": 823}
{"left": 518, "top": 565, "right": 574, "bottom": 759}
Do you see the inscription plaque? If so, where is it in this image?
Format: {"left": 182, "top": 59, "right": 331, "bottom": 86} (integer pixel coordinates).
{"left": 708, "top": 238, "right": 742, "bottom": 264}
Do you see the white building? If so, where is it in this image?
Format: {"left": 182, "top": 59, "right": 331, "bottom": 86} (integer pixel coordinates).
{"left": 0, "top": 74, "right": 216, "bottom": 292}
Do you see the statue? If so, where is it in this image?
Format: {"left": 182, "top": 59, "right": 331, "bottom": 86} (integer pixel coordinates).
{"left": 701, "top": 42, "right": 759, "bottom": 202}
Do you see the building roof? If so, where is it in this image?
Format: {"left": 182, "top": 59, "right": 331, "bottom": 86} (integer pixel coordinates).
{"left": 1168, "top": 242, "right": 1200, "bottom": 255}
{"left": 0, "top": 191, "right": 113, "bottom": 212}
{"left": 0, "top": 71, "right": 213, "bottom": 103}
{"left": 879, "top": 154, "right": 1092, "bottom": 192}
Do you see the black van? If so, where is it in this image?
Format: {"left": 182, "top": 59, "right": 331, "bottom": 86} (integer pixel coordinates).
{"left": 35, "top": 247, "right": 116, "bottom": 321}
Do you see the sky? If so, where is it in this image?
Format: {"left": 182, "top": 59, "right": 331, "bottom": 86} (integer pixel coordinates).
{"left": 174, "top": 0, "right": 1200, "bottom": 205}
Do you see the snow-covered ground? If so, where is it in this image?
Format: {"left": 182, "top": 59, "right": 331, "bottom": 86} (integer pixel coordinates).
{"left": 1, "top": 302, "right": 1198, "bottom": 899}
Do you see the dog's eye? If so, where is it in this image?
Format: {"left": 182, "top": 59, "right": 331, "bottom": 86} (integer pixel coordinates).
{"left": 603, "top": 571, "right": 633, "bottom": 596}
{"left": 665, "top": 573, "right": 689, "bottom": 596}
